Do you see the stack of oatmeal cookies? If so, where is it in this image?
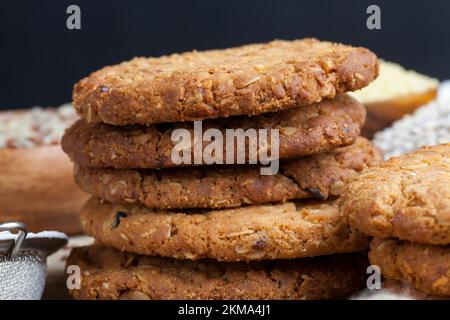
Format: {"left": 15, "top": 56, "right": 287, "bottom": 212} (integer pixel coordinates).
{"left": 62, "top": 39, "right": 382, "bottom": 299}
{"left": 341, "top": 143, "right": 450, "bottom": 299}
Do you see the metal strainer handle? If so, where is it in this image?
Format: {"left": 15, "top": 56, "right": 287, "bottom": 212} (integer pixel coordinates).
{"left": 0, "top": 222, "right": 28, "bottom": 260}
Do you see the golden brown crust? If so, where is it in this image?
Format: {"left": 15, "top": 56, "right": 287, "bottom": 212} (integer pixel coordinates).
{"left": 68, "top": 245, "right": 369, "bottom": 300}
{"left": 74, "top": 137, "right": 382, "bottom": 209}
{"left": 73, "top": 39, "right": 378, "bottom": 125}
{"left": 0, "top": 146, "right": 89, "bottom": 234}
{"left": 370, "top": 238, "right": 450, "bottom": 297}
{"left": 63, "top": 94, "right": 366, "bottom": 169}
{"left": 79, "top": 197, "right": 369, "bottom": 262}
{"left": 340, "top": 143, "right": 450, "bottom": 245}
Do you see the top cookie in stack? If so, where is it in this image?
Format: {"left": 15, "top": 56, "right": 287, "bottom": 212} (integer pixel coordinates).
{"left": 72, "top": 38, "right": 377, "bottom": 125}
{"left": 63, "top": 39, "right": 381, "bottom": 300}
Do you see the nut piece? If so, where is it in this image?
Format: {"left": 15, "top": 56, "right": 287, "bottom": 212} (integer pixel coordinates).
{"left": 120, "top": 291, "right": 151, "bottom": 300}
{"left": 242, "top": 76, "right": 261, "bottom": 87}
{"left": 280, "top": 127, "right": 297, "bottom": 136}
{"left": 254, "top": 64, "right": 266, "bottom": 73}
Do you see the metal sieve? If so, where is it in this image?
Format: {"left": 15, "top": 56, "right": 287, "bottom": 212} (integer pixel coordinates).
{"left": 0, "top": 222, "right": 68, "bottom": 300}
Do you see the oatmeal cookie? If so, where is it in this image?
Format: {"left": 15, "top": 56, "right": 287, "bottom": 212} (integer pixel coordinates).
{"left": 79, "top": 197, "right": 369, "bottom": 261}
{"left": 63, "top": 94, "right": 366, "bottom": 169}
{"left": 73, "top": 38, "right": 378, "bottom": 125}
{"left": 383, "top": 279, "right": 448, "bottom": 300}
{"left": 75, "top": 137, "right": 381, "bottom": 209}
{"left": 370, "top": 238, "right": 450, "bottom": 297}
{"left": 340, "top": 143, "right": 450, "bottom": 245}
{"left": 68, "top": 245, "right": 369, "bottom": 300}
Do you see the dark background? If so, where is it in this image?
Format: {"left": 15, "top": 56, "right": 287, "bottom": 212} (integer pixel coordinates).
{"left": 1, "top": 0, "right": 449, "bottom": 109}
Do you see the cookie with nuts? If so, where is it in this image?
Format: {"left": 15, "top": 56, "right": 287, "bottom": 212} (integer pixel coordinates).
{"left": 73, "top": 38, "right": 378, "bottom": 125}
{"left": 68, "top": 245, "right": 369, "bottom": 300}
{"left": 340, "top": 143, "right": 450, "bottom": 245}
{"left": 74, "top": 137, "right": 382, "bottom": 209}
{"left": 370, "top": 238, "right": 450, "bottom": 297}
{"left": 79, "top": 197, "right": 369, "bottom": 262}
{"left": 63, "top": 93, "right": 366, "bottom": 169}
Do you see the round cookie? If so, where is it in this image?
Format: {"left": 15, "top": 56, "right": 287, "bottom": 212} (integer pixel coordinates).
{"left": 62, "top": 94, "right": 366, "bottom": 169}
{"left": 369, "top": 238, "right": 450, "bottom": 297}
{"left": 80, "top": 197, "right": 369, "bottom": 261}
{"left": 340, "top": 143, "right": 450, "bottom": 245}
{"left": 68, "top": 245, "right": 369, "bottom": 300}
{"left": 75, "top": 137, "right": 382, "bottom": 209}
{"left": 73, "top": 38, "right": 378, "bottom": 126}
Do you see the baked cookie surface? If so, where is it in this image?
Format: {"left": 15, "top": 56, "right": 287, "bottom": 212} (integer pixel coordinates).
{"left": 63, "top": 94, "right": 366, "bottom": 169}
{"left": 79, "top": 197, "right": 369, "bottom": 261}
{"left": 68, "top": 245, "right": 368, "bottom": 300}
{"left": 340, "top": 143, "right": 450, "bottom": 245}
{"left": 383, "top": 279, "right": 448, "bottom": 300}
{"left": 370, "top": 238, "right": 450, "bottom": 297}
{"left": 73, "top": 38, "right": 378, "bottom": 125}
{"left": 75, "top": 137, "right": 382, "bottom": 209}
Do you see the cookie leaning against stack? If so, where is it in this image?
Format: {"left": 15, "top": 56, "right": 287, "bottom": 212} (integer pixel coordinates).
{"left": 340, "top": 143, "right": 450, "bottom": 298}
{"left": 63, "top": 38, "right": 381, "bottom": 300}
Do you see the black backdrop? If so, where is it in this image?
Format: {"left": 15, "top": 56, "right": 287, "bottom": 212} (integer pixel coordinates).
{"left": 1, "top": 0, "right": 450, "bottom": 109}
